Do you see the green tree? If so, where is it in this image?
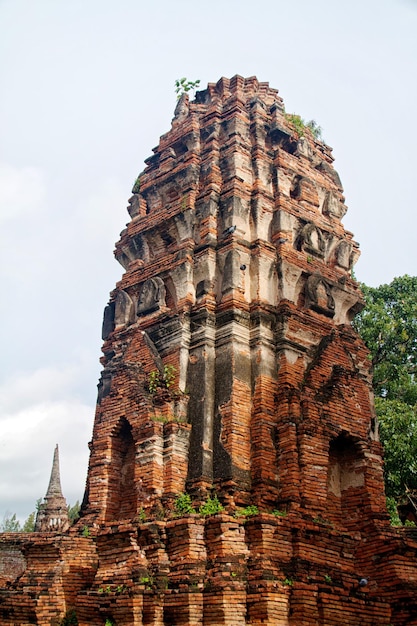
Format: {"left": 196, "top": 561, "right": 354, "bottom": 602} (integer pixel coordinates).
{"left": 22, "top": 511, "right": 36, "bottom": 532}
{"left": 284, "top": 113, "right": 323, "bottom": 140}
{"left": 355, "top": 275, "right": 417, "bottom": 522}
{"left": 68, "top": 500, "right": 80, "bottom": 524}
{"left": 0, "top": 512, "right": 21, "bottom": 532}
{"left": 354, "top": 275, "right": 417, "bottom": 404}
{"left": 375, "top": 398, "right": 417, "bottom": 498}
{"left": 21, "top": 498, "right": 42, "bottom": 532}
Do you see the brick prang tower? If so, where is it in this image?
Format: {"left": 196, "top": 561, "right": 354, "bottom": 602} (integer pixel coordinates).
{"left": 83, "top": 75, "right": 383, "bottom": 531}
{"left": 2, "top": 76, "right": 417, "bottom": 626}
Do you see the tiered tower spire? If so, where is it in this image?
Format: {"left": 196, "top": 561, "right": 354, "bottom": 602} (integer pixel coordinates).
{"left": 82, "top": 75, "right": 385, "bottom": 531}
{"left": 35, "top": 444, "right": 69, "bottom": 532}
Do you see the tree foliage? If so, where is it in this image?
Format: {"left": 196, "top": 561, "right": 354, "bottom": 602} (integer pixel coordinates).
{"left": 355, "top": 275, "right": 417, "bottom": 522}
{"left": 22, "top": 511, "right": 36, "bottom": 532}
{"left": 68, "top": 500, "right": 80, "bottom": 523}
{"left": 284, "top": 113, "right": 323, "bottom": 140}
{"left": 354, "top": 275, "right": 417, "bottom": 404}
{"left": 0, "top": 512, "right": 21, "bottom": 532}
{"left": 174, "top": 77, "right": 200, "bottom": 99}
{"left": 375, "top": 398, "right": 417, "bottom": 498}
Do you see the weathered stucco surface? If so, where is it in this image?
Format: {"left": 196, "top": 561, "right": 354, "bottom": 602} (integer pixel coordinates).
{"left": 1, "top": 76, "right": 417, "bottom": 625}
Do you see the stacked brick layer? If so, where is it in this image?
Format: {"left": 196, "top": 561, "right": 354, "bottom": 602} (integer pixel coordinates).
{"left": 1, "top": 518, "right": 417, "bottom": 625}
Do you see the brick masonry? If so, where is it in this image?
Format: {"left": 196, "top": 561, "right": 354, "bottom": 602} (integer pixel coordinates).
{"left": 1, "top": 76, "right": 417, "bottom": 625}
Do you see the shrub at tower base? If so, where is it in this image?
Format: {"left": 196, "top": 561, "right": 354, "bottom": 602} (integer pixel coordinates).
{"left": 1, "top": 76, "right": 417, "bottom": 626}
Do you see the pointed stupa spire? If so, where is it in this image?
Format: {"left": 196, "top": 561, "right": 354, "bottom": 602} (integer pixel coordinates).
{"left": 34, "top": 444, "right": 69, "bottom": 533}
{"left": 45, "top": 444, "right": 64, "bottom": 498}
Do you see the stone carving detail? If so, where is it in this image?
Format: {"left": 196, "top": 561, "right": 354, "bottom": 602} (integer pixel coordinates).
{"left": 137, "top": 277, "right": 166, "bottom": 315}
{"left": 316, "top": 160, "right": 343, "bottom": 189}
{"left": 290, "top": 175, "right": 319, "bottom": 205}
{"left": 196, "top": 279, "right": 214, "bottom": 299}
{"left": 173, "top": 93, "right": 189, "bottom": 123}
{"left": 290, "top": 175, "right": 302, "bottom": 199}
{"left": 305, "top": 273, "right": 335, "bottom": 317}
{"left": 322, "top": 190, "right": 347, "bottom": 218}
{"left": 298, "top": 222, "right": 325, "bottom": 257}
{"left": 221, "top": 250, "right": 242, "bottom": 294}
{"left": 97, "top": 369, "right": 113, "bottom": 404}
{"left": 102, "top": 302, "right": 115, "bottom": 340}
{"left": 335, "top": 240, "right": 352, "bottom": 269}
{"left": 115, "top": 290, "right": 135, "bottom": 328}
{"left": 295, "top": 136, "right": 313, "bottom": 159}
{"left": 127, "top": 194, "right": 140, "bottom": 219}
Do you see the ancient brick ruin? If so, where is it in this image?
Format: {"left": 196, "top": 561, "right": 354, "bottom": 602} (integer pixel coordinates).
{"left": 1, "top": 76, "right": 417, "bottom": 625}
{"left": 34, "top": 445, "right": 69, "bottom": 533}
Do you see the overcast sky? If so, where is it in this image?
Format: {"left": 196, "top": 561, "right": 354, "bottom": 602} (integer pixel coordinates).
{"left": 1, "top": 0, "right": 416, "bottom": 524}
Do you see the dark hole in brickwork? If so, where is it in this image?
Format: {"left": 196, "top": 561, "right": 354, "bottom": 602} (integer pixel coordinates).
{"left": 290, "top": 175, "right": 302, "bottom": 199}
{"left": 106, "top": 418, "right": 136, "bottom": 521}
{"left": 172, "top": 140, "right": 188, "bottom": 157}
{"left": 327, "top": 434, "right": 364, "bottom": 528}
{"left": 164, "top": 276, "right": 177, "bottom": 310}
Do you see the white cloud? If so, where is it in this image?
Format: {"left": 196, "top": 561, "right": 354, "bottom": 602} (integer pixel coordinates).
{"left": 0, "top": 163, "right": 46, "bottom": 223}
{"left": 0, "top": 174, "right": 126, "bottom": 524}
{"left": 0, "top": 363, "right": 94, "bottom": 523}
{"left": 0, "top": 363, "right": 87, "bottom": 414}
{"left": 74, "top": 177, "right": 128, "bottom": 244}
